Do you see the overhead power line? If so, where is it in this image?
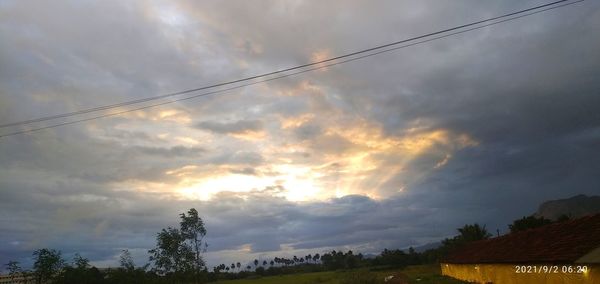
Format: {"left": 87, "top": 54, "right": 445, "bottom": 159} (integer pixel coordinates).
{"left": 0, "top": 0, "right": 583, "bottom": 138}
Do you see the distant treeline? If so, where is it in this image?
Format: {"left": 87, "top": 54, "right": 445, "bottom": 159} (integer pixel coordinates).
{"left": 3, "top": 211, "right": 567, "bottom": 283}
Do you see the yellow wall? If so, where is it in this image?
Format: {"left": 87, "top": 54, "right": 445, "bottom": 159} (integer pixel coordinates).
{"left": 440, "top": 263, "right": 599, "bottom": 284}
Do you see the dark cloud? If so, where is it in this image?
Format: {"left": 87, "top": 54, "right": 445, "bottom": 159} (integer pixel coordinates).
{"left": 133, "top": 145, "right": 205, "bottom": 157}
{"left": 209, "top": 151, "right": 265, "bottom": 166}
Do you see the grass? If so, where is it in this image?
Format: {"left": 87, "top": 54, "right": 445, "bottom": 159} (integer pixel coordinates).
{"left": 213, "top": 265, "right": 468, "bottom": 284}
{"left": 376, "top": 265, "right": 469, "bottom": 284}
{"left": 213, "top": 270, "right": 337, "bottom": 284}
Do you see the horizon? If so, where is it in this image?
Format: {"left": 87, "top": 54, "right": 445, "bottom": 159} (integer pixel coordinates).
{"left": 1, "top": 0, "right": 600, "bottom": 273}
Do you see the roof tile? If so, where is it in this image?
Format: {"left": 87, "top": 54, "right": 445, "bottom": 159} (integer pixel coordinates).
{"left": 443, "top": 214, "right": 600, "bottom": 264}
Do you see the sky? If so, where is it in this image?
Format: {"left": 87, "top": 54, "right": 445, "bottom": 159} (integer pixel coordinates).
{"left": 1, "top": 0, "right": 599, "bottom": 270}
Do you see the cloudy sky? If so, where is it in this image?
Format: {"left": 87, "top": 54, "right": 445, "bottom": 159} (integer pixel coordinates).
{"left": 1, "top": 0, "right": 599, "bottom": 270}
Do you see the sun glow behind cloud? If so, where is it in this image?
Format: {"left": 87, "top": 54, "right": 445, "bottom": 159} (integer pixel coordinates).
{"left": 177, "top": 165, "right": 321, "bottom": 202}
{"left": 85, "top": 76, "right": 479, "bottom": 203}
{"left": 164, "top": 123, "right": 477, "bottom": 202}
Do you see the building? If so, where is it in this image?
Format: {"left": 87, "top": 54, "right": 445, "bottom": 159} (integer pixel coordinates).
{"left": 441, "top": 214, "right": 600, "bottom": 284}
{"left": 0, "top": 273, "right": 35, "bottom": 284}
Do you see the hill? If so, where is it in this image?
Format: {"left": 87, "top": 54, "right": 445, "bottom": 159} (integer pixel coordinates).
{"left": 534, "top": 194, "right": 600, "bottom": 220}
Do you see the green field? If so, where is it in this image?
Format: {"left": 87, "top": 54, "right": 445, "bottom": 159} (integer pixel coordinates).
{"left": 214, "top": 265, "right": 468, "bottom": 284}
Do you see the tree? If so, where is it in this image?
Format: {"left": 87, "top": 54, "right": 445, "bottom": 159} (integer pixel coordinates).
{"left": 509, "top": 215, "right": 552, "bottom": 233}
{"left": 319, "top": 250, "right": 364, "bottom": 270}
{"left": 255, "top": 266, "right": 265, "bottom": 275}
{"left": 262, "top": 260, "right": 267, "bottom": 266}
{"left": 5, "top": 261, "right": 22, "bottom": 282}
{"left": 119, "top": 249, "right": 135, "bottom": 271}
{"left": 179, "top": 208, "right": 208, "bottom": 275}
{"left": 213, "top": 264, "right": 226, "bottom": 273}
{"left": 33, "top": 248, "right": 65, "bottom": 284}
{"left": 57, "top": 253, "right": 105, "bottom": 284}
{"left": 434, "top": 223, "right": 493, "bottom": 262}
{"left": 149, "top": 208, "right": 207, "bottom": 282}
{"left": 557, "top": 214, "right": 571, "bottom": 222}
{"left": 236, "top": 262, "right": 241, "bottom": 271}
{"left": 374, "top": 249, "right": 409, "bottom": 268}
{"left": 148, "top": 227, "right": 194, "bottom": 275}
{"left": 457, "top": 223, "right": 491, "bottom": 242}
{"left": 253, "top": 259, "right": 258, "bottom": 268}
{"left": 73, "top": 253, "right": 90, "bottom": 270}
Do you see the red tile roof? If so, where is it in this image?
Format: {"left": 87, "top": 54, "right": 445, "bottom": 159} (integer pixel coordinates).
{"left": 442, "top": 214, "right": 600, "bottom": 264}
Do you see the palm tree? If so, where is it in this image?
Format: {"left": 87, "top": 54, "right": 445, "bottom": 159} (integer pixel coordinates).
{"left": 254, "top": 259, "right": 259, "bottom": 268}
{"left": 270, "top": 260, "right": 274, "bottom": 266}
{"left": 262, "top": 260, "right": 267, "bottom": 266}
{"left": 236, "top": 262, "right": 241, "bottom": 271}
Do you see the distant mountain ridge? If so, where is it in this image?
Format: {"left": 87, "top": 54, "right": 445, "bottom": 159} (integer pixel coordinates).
{"left": 412, "top": 241, "right": 442, "bottom": 253}
{"left": 534, "top": 194, "right": 600, "bottom": 220}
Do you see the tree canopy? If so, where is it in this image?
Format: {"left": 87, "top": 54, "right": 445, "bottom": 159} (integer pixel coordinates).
{"left": 33, "top": 248, "right": 65, "bottom": 284}
{"left": 509, "top": 215, "right": 553, "bottom": 233}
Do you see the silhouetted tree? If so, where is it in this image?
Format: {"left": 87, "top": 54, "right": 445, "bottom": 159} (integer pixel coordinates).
{"left": 5, "top": 261, "right": 22, "bottom": 283}
{"left": 213, "top": 264, "right": 226, "bottom": 273}
{"left": 33, "top": 248, "right": 65, "bottom": 284}
{"left": 119, "top": 249, "right": 135, "bottom": 271}
{"left": 148, "top": 227, "right": 194, "bottom": 275}
{"left": 73, "top": 253, "right": 89, "bottom": 270}
{"left": 374, "top": 249, "right": 409, "bottom": 268}
{"left": 509, "top": 215, "right": 553, "bottom": 233}
{"left": 457, "top": 223, "right": 491, "bottom": 242}
{"left": 255, "top": 266, "right": 265, "bottom": 275}
{"left": 179, "top": 208, "right": 208, "bottom": 275}
{"left": 557, "top": 214, "right": 571, "bottom": 222}
{"left": 57, "top": 253, "right": 105, "bottom": 284}
{"left": 319, "top": 250, "right": 363, "bottom": 270}
{"left": 148, "top": 208, "right": 207, "bottom": 283}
